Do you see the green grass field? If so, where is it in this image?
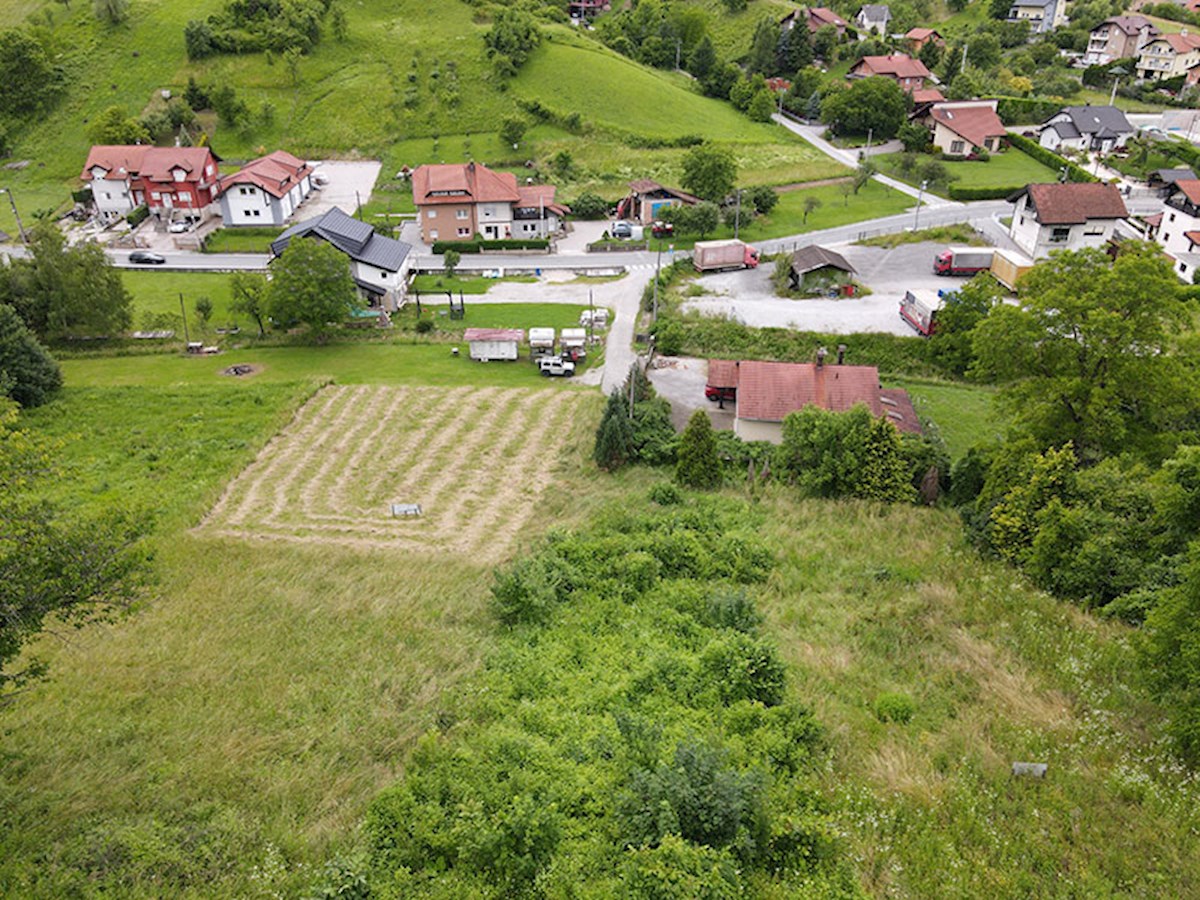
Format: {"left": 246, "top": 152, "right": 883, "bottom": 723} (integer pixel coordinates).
{"left": 876, "top": 146, "right": 1060, "bottom": 194}
{"left": 201, "top": 227, "right": 284, "bottom": 254}
{"left": 889, "top": 377, "right": 1000, "bottom": 458}
{"left": 409, "top": 274, "right": 538, "bottom": 295}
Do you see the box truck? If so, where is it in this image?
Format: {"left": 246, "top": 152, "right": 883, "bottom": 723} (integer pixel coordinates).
{"left": 990, "top": 248, "right": 1034, "bottom": 291}
{"left": 900, "top": 289, "right": 945, "bottom": 336}
{"left": 933, "top": 246, "right": 994, "bottom": 276}
{"left": 692, "top": 239, "right": 760, "bottom": 272}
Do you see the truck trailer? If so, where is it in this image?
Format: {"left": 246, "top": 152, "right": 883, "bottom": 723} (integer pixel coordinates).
{"left": 900, "top": 289, "right": 945, "bottom": 336}
{"left": 990, "top": 248, "right": 1034, "bottom": 291}
{"left": 692, "top": 239, "right": 760, "bottom": 272}
{"left": 933, "top": 246, "right": 994, "bottom": 276}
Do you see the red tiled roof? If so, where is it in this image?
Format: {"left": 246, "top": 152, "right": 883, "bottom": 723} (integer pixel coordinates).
{"left": 81, "top": 145, "right": 149, "bottom": 180}
{"left": 1161, "top": 33, "right": 1200, "bottom": 54}
{"left": 1175, "top": 179, "right": 1200, "bottom": 205}
{"left": 1145, "top": 212, "right": 1163, "bottom": 228}
{"left": 219, "top": 151, "right": 310, "bottom": 199}
{"left": 930, "top": 103, "right": 1007, "bottom": 148}
{"left": 464, "top": 328, "right": 523, "bottom": 342}
{"left": 735, "top": 360, "right": 883, "bottom": 422}
{"left": 1186, "top": 230, "right": 1200, "bottom": 246}
{"left": 1015, "top": 183, "right": 1128, "bottom": 225}
{"left": 906, "top": 27, "right": 940, "bottom": 40}
{"left": 853, "top": 54, "right": 931, "bottom": 80}
{"left": 912, "top": 88, "right": 946, "bottom": 104}
{"left": 411, "top": 162, "right": 520, "bottom": 206}
{"left": 82, "top": 145, "right": 217, "bottom": 181}
{"left": 707, "top": 359, "right": 740, "bottom": 389}
{"left": 878, "top": 389, "right": 922, "bottom": 434}
{"left": 516, "top": 184, "right": 569, "bottom": 216}
{"left": 810, "top": 7, "right": 847, "bottom": 27}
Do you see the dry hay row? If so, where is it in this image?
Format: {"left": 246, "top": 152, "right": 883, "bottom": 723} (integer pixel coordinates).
{"left": 424, "top": 389, "right": 575, "bottom": 552}
{"left": 204, "top": 385, "right": 347, "bottom": 528}
{"left": 295, "top": 384, "right": 415, "bottom": 522}
{"left": 449, "top": 390, "right": 580, "bottom": 558}
{"left": 263, "top": 384, "right": 378, "bottom": 524}
{"left": 202, "top": 525, "right": 442, "bottom": 556}
{"left": 294, "top": 386, "right": 505, "bottom": 526}
{"left": 317, "top": 386, "right": 441, "bottom": 518}
{"left": 300, "top": 386, "right": 536, "bottom": 530}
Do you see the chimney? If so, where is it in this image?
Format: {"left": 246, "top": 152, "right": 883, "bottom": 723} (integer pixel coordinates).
{"left": 816, "top": 346, "right": 827, "bottom": 367}
{"left": 837, "top": 344, "right": 847, "bottom": 365}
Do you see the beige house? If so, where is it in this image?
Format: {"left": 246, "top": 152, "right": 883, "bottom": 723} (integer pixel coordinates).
{"left": 1137, "top": 32, "right": 1200, "bottom": 80}
{"left": 1007, "top": 183, "right": 1128, "bottom": 260}
{"left": 411, "top": 162, "right": 565, "bottom": 244}
{"left": 928, "top": 101, "right": 1007, "bottom": 155}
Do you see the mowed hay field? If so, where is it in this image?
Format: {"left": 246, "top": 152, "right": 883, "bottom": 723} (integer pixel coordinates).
{"left": 201, "top": 385, "right": 584, "bottom": 561}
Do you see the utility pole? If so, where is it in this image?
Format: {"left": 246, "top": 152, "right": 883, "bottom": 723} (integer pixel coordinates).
{"left": 179, "top": 292, "right": 190, "bottom": 346}
{"left": 0, "top": 187, "right": 28, "bottom": 243}
{"left": 914, "top": 180, "right": 927, "bottom": 231}
{"left": 652, "top": 240, "right": 663, "bottom": 321}
{"left": 961, "top": 42, "right": 968, "bottom": 72}
{"left": 866, "top": 127, "right": 873, "bottom": 155}
{"left": 734, "top": 189, "right": 742, "bottom": 240}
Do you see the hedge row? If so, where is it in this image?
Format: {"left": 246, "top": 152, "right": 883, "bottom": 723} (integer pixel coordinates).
{"left": 1007, "top": 133, "right": 1097, "bottom": 183}
{"left": 994, "top": 96, "right": 1063, "bottom": 126}
{"left": 948, "top": 184, "right": 1021, "bottom": 201}
{"left": 431, "top": 238, "right": 550, "bottom": 254}
{"left": 126, "top": 204, "right": 150, "bottom": 227}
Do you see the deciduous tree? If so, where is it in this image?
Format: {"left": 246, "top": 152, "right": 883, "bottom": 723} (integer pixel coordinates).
{"left": 266, "top": 238, "right": 360, "bottom": 343}
{"left": 820, "top": 76, "right": 907, "bottom": 139}
{"left": 680, "top": 143, "right": 737, "bottom": 203}
{"left": 0, "top": 303, "right": 61, "bottom": 407}
{"left": 229, "top": 271, "right": 268, "bottom": 336}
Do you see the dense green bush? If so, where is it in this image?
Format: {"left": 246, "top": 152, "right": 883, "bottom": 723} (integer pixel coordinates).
{"left": 948, "top": 184, "right": 1021, "bottom": 201}
{"left": 362, "top": 503, "right": 846, "bottom": 895}
{"left": 125, "top": 204, "right": 150, "bottom": 227}
{"left": 431, "top": 238, "right": 549, "bottom": 254}
{"left": 994, "top": 96, "right": 1064, "bottom": 125}
{"left": 873, "top": 692, "right": 916, "bottom": 724}
{"left": 0, "top": 303, "right": 62, "bottom": 407}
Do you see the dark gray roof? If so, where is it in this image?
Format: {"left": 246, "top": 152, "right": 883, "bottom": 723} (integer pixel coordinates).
{"left": 858, "top": 4, "right": 890, "bottom": 22}
{"left": 1151, "top": 167, "right": 1197, "bottom": 184}
{"left": 1059, "top": 105, "right": 1134, "bottom": 137}
{"left": 791, "top": 244, "right": 856, "bottom": 276}
{"left": 271, "top": 207, "right": 411, "bottom": 272}
{"left": 1048, "top": 121, "right": 1081, "bottom": 138}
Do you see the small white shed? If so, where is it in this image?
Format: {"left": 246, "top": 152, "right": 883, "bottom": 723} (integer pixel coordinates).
{"left": 560, "top": 327, "right": 587, "bottom": 361}
{"left": 464, "top": 327, "right": 523, "bottom": 362}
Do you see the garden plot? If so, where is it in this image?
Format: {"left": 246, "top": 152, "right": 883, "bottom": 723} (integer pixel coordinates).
{"left": 199, "top": 384, "right": 580, "bottom": 561}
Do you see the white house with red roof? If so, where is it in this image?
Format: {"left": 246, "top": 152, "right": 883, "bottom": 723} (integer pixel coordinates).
{"left": 1149, "top": 179, "right": 1200, "bottom": 280}
{"left": 1007, "top": 183, "right": 1128, "bottom": 260}
{"left": 218, "top": 151, "right": 314, "bottom": 227}
{"left": 928, "top": 101, "right": 1007, "bottom": 155}
{"left": 849, "top": 54, "right": 930, "bottom": 92}
{"left": 1137, "top": 32, "right": 1200, "bottom": 80}
{"left": 81, "top": 145, "right": 221, "bottom": 223}
{"left": 411, "top": 161, "right": 564, "bottom": 244}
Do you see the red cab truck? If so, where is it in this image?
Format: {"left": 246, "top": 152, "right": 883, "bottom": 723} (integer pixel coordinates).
{"left": 692, "top": 239, "right": 760, "bottom": 272}
{"left": 933, "top": 246, "right": 994, "bottom": 276}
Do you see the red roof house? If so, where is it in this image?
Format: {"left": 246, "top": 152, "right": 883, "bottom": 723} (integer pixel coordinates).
{"left": 1008, "top": 182, "right": 1128, "bottom": 258}
{"left": 928, "top": 101, "right": 1008, "bottom": 154}
{"left": 81, "top": 145, "right": 221, "bottom": 222}
{"left": 849, "top": 54, "right": 931, "bottom": 92}
{"left": 714, "top": 359, "right": 921, "bottom": 442}
{"left": 905, "top": 27, "right": 945, "bottom": 52}
{"left": 781, "top": 6, "right": 848, "bottom": 37}
{"left": 218, "top": 150, "right": 314, "bottom": 227}
{"left": 412, "top": 162, "right": 563, "bottom": 243}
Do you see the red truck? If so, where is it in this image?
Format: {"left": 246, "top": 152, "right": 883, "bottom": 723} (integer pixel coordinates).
{"left": 692, "top": 239, "right": 760, "bottom": 272}
{"left": 933, "top": 247, "right": 994, "bottom": 277}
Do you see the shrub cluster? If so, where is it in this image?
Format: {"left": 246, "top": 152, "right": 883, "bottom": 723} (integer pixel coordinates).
{"left": 1006, "top": 133, "right": 1097, "bottom": 183}
{"left": 185, "top": 0, "right": 334, "bottom": 59}
{"left": 360, "top": 502, "right": 850, "bottom": 895}
{"left": 948, "top": 184, "right": 1020, "bottom": 201}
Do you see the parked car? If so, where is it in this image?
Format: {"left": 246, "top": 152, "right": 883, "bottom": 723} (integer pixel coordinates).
{"left": 168, "top": 221, "right": 192, "bottom": 234}
{"left": 651, "top": 220, "right": 674, "bottom": 238}
{"left": 705, "top": 385, "right": 736, "bottom": 403}
{"left": 129, "top": 251, "right": 166, "bottom": 265}
{"left": 538, "top": 356, "right": 576, "bottom": 377}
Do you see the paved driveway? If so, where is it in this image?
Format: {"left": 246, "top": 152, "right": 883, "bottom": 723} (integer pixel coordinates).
{"left": 682, "top": 240, "right": 982, "bottom": 335}
{"left": 299, "top": 161, "right": 383, "bottom": 221}
{"left": 648, "top": 356, "right": 735, "bottom": 431}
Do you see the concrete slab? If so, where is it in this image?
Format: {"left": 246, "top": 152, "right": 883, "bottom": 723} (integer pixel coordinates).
{"left": 298, "top": 160, "right": 383, "bottom": 223}
{"left": 648, "top": 356, "right": 736, "bottom": 432}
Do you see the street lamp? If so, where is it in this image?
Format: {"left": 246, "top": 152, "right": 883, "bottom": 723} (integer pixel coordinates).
{"left": 0, "top": 187, "right": 28, "bottom": 244}
{"left": 914, "top": 180, "right": 927, "bottom": 231}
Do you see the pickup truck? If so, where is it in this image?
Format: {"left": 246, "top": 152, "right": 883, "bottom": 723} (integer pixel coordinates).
{"left": 538, "top": 356, "right": 576, "bottom": 377}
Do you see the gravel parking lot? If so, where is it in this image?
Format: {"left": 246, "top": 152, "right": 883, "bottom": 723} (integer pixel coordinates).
{"left": 682, "top": 240, "right": 986, "bottom": 336}
{"left": 648, "top": 357, "right": 734, "bottom": 431}
{"left": 298, "top": 160, "right": 383, "bottom": 222}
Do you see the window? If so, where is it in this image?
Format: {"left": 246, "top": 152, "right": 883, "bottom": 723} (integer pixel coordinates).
{"left": 239, "top": 187, "right": 249, "bottom": 195}
{"left": 104, "top": 192, "right": 111, "bottom": 200}
{"left": 151, "top": 192, "right": 161, "bottom": 200}
{"left": 178, "top": 192, "right": 192, "bottom": 203}
{"left": 483, "top": 208, "right": 492, "bottom": 217}
{"left": 950, "top": 140, "right": 965, "bottom": 154}
{"left": 252, "top": 209, "right": 260, "bottom": 217}
{"left": 380, "top": 270, "right": 388, "bottom": 278}
{"left": 1170, "top": 212, "right": 1176, "bottom": 222}
{"left": 1084, "top": 223, "right": 1104, "bottom": 235}
{"left": 173, "top": 170, "right": 186, "bottom": 182}
{"left": 427, "top": 209, "right": 437, "bottom": 219}
{"left": 457, "top": 227, "right": 470, "bottom": 237}
{"left": 1050, "top": 226, "right": 1070, "bottom": 243}
{"left": 456, "top": 209, "right": 468, "bottom": 219}
{"left": 1164, "top": 233, "right": 1171, "bottom": 241}
{"left": 1181, "top": 262, "right": 1189, "bottom": 274}
{"left": 206, "top": 164, "right": 214, "bottom": 176}
{"left": 430, "top": 229, "right": 439, "bottom": 240}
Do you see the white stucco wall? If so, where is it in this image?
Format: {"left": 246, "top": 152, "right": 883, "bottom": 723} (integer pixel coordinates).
{"left": 1009, "top": 195, "right": 1120, "bottom": 259}
{"left": 91, "top": 175, "right": 137, "bottom": 219}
